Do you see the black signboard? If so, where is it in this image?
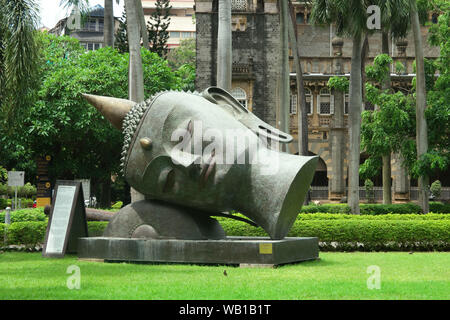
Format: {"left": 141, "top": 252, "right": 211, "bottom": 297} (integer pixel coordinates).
{"left": 36, "top": 155, "right": 52, "bottom": 207}
{"left": 42, "top": 180, "right": 88, "bottom": 258}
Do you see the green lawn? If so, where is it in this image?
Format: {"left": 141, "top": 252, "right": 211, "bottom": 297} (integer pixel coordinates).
{"left": 0, "top": 252, "right": 449, "bottom": 300}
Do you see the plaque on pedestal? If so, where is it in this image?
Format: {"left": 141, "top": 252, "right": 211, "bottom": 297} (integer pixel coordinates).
{"left": 42, "top": 180, "right": 88, "bottom": 258}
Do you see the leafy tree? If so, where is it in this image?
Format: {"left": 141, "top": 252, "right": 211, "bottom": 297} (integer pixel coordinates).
{"left": 22, "top": 33, "right": 182, "bottom": 207}
{"left": 115, "top": 6, "right": 129, "bottom": 54}
{"left": 166, "top": 39, "right": 196, "bottom": 70}
{"left": 0, "top": 0, "right": 40, "bottom": 127}
{"left": 176, "top": 64, "right": 196, "bottom": 92}
{"left": 147, "top": 0, "right": 172, "bottom": 58}
{"left": 311, "top": 0, "right": 373, "bottom": 214}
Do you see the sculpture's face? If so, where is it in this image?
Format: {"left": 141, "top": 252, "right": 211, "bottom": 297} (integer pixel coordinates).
{"left": 125, "top": 91, "right": 266, "bottom": 212}
{"left": 83, "top": 88, "right": 317, "bottom": 239}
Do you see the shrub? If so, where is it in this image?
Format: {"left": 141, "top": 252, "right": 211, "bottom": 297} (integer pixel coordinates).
{"left": 364, "top": 179, "right": 375, "bottom": 203}
{"left": 430, "top": 181, "right": 442, "bottom": 199}
{"left": 111, "top": 201, "right": 123, "bottom": 210}
{"left": 430, "top": 202, "right": 450, "bottom": 213}
{"left": 5, "top": 222, "right": 48, "bottom": 246}
{"left": 220, "top": 217, "right": 450, "bottom": 251}
{"left": 300, "top": 204, "right": 351, "bottom": 214}
{"left": 297, "top": 213, "right": 449, "bottom": 220}
{"left": 0, "top": 208, "right": 46, "bottom": 223}
{"left": 88, "top": 221, "right": 108, "bottom": 237}
{"left": 0, "top": 198, "right": 35, "bottom": 209}
{"left": 300, "top": 202, "right": 450, "bottom": 214}
{"left": 0, "top": 198, "right": 7, "bottom": 209}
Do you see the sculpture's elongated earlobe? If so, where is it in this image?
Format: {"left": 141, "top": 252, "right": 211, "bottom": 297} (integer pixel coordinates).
{"left": 82, "top": 93, "right": 135, "bottom": 130}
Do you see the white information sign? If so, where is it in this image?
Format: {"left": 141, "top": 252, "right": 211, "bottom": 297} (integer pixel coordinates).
{"left": 44, "top": 185, "right": 76, "bottom": 254}
{"left": 7, "top": 171, "right": 25, "bottom": 187}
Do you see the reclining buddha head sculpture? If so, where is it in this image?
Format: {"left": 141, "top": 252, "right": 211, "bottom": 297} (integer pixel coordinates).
{"left": 84, "top": 87, "right": 317, "bottom": 240}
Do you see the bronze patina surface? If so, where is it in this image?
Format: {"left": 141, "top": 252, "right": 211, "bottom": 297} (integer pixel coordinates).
{"left": 84, "top": 87, "right": 317, "bottom": 240}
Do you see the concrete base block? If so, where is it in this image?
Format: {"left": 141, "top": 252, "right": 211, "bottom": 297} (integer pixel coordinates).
{"left": 77, "top": 236, "right": 319, "bottom": 266}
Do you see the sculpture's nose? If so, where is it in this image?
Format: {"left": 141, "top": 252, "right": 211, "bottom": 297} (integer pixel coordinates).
{"left": 82, "top": 93, "right": 135, "bottom": 130}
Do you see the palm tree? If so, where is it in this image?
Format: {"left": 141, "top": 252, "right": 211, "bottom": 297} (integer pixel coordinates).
{"left": 288, "top": 1, "right": 308, "bottom": 157}
{"left": 311, "top": 0, "right": 371, "bottom": 214}
{"left": 61, "top": 0, "right": 119, "bottom": 48}
{"left": 279, "top": 0, "right": 290, "bottom": 141}
{"left": 0, "top": 0, "right": 40, "bottom": 125}
{"left": 377, "top": 0, "right": 410, "bottom": 204}
{"left": 124, "top": 0, "right": 145, "bottom": 202}
{"left": 217, "top": 0, "right": 232, "bottom": 91}
{"left": 104, "top": 0, "right": 115, "bottom": 47}
{"left": 409, "top": 0, "right": 429, "bottom": 213}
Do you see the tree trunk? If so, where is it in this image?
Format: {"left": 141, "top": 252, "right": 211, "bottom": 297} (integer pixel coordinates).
{"left": 348, "top": 33, "right": 363, "bottom": 214}
{"left": 410, "top": 0, "right": 429, "bottom": 213}
{"left": 217, "top": 0, "right": 232, "bottom": 91}
{"left": 279, "top": 0, "right": 290, "bottom": 149}
{"left": 381, "top": 31, "right": 392, "bottom": 204}
{"left": 288, "top": 0, "right": 308, "bottom": 156}
{"left": 135, "top": 0, "right": 151, "bottom": 50}
{"left": 104, "top": 0, "right": 115, "bottom": 47}
{"left": 125, "top": 0, "right": 145, "bottom": 202}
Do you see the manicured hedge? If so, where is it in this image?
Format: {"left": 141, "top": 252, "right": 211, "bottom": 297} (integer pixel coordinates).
{"left": 0, "top": 208, "right": 46, "bottom": 223}
{"left": 1, "top": 213, "right": 449, "bottom": 251}
{"left": 300, "top": 202, "right": 450, "bottom": 214}
{"left": 220, "top": 218, "right": 450, "bottom": 251}
{"left": 298, "top": 213, "right": 449, "bottom": 220}
{"left": 0, "top": 198, "right": 34, "bottom": 209}
{"left": 0, "top": 221, "right": 109, "bottom": 247}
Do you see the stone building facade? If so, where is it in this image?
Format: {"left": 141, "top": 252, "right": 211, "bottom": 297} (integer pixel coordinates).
{"left": 194, "top": 0, "right": 444, "bottom": 202}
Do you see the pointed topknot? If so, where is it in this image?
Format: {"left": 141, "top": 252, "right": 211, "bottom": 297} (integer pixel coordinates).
{"left": 82, "top": 93, "right": 135, "bottom": 130}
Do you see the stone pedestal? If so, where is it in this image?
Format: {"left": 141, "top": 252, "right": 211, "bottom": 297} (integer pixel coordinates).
{"left": 78, "top": 236, "right": 319, "bottom": 266}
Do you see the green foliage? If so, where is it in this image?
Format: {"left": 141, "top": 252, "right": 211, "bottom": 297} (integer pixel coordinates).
{"left": 2, "top": 209, "right": 450, "bottom": 251}
{"left": 166, "top": 39, "right": 196, "bottom": 70}
{"left": 364, "top": 179, "right": 375, "bottom": 203}
{"left": 176, "top": 64, "right": 196, "bottom": 92}
{"left": 0, "top": 0, "right": 40, "bottom": 126}
{"left": 300, "top": 202, "right": 450, "bottom": 214}
{"left": 0, "top": 198, "right": 35, "bottom": 209}
{"left": 111, "top": 201, "right": 123, "bottom": 209}
{"left": 115, "top": 6, "right": 128, "bottom": 54}
{"left": 0, "top": 208, "right": 46, "bottom": 222}
{"left": 87, "top": 221, "right": 108, "bottom": 237}
{"left": 395, "top": 61, "right": 406, "bottom": 74}
{"left": 366, "top": 54, "right": 393, "bottom": 82}
{"left": 430, "top": 180, "right": 442, "bottom": 199}
{"left": 0, "top": 220, "right": 108, "bottom": 246}
{"left": 147, "top": 0, "right": 172, "bottom": 57}
{"left": 220, "top": 216, "right": 450, "bottom": 251}
{"left": 297, "top": 213, "right": 449, "bottom": 220}
{"left": 3, "top": 221, "right": 47, "bottom": 246}
{"left": 23, "top": 33, "right": 182, "bottom": 184}
{"left": 0, "top": 166, "right": 7, "bottom": 183}
{"left": 327, "top": 76, "right": 349, "bottom": 92}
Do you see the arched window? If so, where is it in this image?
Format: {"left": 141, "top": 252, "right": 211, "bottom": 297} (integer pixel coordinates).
{"left": 230, "top": 87, "right": 248, "bottom": 109}
{"left": 319, "top": 88, "right": 331, "bottom": 114}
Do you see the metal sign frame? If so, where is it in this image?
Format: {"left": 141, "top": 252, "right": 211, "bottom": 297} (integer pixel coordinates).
{"left": 42, "top": 180, "right": 88, "bottom": 258}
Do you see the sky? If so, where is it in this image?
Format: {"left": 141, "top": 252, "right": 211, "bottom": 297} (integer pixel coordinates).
{"left": 38, "top": 0, "right": 125, "bottom": 29}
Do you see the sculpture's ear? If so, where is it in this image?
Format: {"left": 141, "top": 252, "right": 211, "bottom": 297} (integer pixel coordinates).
{"left": 201, "top": 87, "right": 293, "bottom": 144}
